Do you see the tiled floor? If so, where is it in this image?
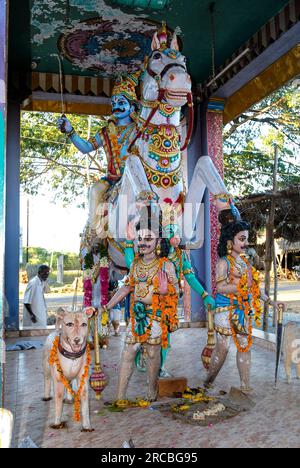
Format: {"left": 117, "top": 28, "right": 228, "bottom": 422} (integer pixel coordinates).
{"left": 4, "top": 329, "right": 300, "bottom": 448}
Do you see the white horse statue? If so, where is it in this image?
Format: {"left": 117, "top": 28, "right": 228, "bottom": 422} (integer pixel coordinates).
{"left": 104, "top": 24, "right": 229, "bottom": 273}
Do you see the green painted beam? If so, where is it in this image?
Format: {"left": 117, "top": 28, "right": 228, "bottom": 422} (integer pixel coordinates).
{"left": 0, "top": 0, "right": 8, "bottom": 407}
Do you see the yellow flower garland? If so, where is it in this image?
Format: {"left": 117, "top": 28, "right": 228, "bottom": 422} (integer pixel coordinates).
{"left": 227, "top": 256, "right": 262, "bottom": 353}
{"left": 49, "top": 336, "right": 92, "bottom": 422}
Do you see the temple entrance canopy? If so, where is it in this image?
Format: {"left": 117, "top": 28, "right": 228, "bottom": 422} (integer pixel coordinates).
{"left": 9, "top": 0, "right": 300, "bottom": 116}
{"left": 1, "top": 0, "right": 300, "bottom": 406}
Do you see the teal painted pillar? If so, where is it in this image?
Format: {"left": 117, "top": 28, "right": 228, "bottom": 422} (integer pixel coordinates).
{"left": 0, "top": 0, "right": 8, "bottom": 406}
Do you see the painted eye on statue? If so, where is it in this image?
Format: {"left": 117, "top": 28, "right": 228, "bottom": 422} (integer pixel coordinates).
{"left": 81, "top": 323, "right": 88, "bottom": 328}
{"left": 66, "top": 322, "right": 74, "bottom": 328}
{"left": 153, "top": 52, "right": 162, "bottom": 60}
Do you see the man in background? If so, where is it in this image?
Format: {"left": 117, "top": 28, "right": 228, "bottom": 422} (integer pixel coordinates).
{"left": 23, "top": 265, "right": 50, "bottom": 329}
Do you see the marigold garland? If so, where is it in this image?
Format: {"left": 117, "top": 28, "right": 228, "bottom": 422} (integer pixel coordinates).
{"left": 227, "top": 255, "right": 262, "bottom": 353}
{"left": 129, "top": 257, "right": 179, "bottom": 349}
{"left": 49, "top": 336, "right": 92, "bottom": 422}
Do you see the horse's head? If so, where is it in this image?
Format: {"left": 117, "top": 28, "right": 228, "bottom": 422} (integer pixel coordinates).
{"left": 142, "top": 25, "right": 192, "bottom": 108}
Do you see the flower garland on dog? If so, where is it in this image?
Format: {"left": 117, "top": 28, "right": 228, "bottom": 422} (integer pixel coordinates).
{"left": 227, "top": 256, "right": 262, "bottom": 353}
{"left": 129, "top": 257, "right": 178, "bottom": 349}
{"left": 49, "top": 336, "right": 92, "bottom": 422}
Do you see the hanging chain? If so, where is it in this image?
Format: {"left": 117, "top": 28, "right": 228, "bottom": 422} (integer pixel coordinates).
{"left": 209, "top": 2, "right": 216, "bottom": 79}
{"left": 65, "top": 0, "right": 71, "bottom": 25}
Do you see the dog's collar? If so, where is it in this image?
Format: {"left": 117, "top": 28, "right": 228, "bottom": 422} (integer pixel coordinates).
{"left": 58, "top": 341, "right": 87, "bottom": 360}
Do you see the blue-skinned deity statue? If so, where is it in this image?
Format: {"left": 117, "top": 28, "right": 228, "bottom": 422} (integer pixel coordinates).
{"left": 57, "top": 74, "right": 139, "bottom": 237}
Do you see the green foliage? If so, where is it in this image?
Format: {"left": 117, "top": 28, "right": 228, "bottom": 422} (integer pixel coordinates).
{"left": 20, "top": 112, "right": 107, "bottom": 205}
{"left": 224, "top": 82, "right": 300, "bottom": 195}
{"left": 22, "top": 247, "right": 81, "bottom": 271}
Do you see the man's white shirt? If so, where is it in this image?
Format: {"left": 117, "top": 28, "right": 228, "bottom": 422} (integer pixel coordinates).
{"left": 23, "top": 276, "right": 48, "bottom": 328}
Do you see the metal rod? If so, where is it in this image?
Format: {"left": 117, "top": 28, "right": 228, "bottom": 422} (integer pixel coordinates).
{"left": 206, "top": 48, "right": 251, "bottom": 88}
{"left": 55, "top": 54, "right": 66, "bottom": 115}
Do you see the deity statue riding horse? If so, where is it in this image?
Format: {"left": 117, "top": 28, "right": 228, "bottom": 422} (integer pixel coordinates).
{"left": 57, "top": 23, "right": 235, "bottom": 337}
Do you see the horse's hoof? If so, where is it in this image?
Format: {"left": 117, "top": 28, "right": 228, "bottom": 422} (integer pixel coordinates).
{"left": 50, "top": 422, "right": 68, "bottom": 430}
{"left": 42, "top": 397, "right": 52, "bottom": 402}
{"left": 81, "top": 428, "right": 95, "bottom": 433}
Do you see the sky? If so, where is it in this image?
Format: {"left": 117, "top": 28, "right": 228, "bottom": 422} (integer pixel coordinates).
{"left": 20, "top": 193, "right": 87, "bottom": 253}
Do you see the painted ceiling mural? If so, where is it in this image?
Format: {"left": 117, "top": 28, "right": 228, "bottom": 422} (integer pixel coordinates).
{"left": 58, "top": 17, "right": 168, "bottom": 76}
{"left": 27, "top": 0, "right": 291, "bottom": 83}
{"left": 31, "top": 0, "right": 171, "bottom": 77}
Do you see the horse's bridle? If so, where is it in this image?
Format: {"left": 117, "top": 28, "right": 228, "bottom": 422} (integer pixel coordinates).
{"left": 128, "top": 55, "right": 194, "bottom": 153}
{"left": 146, "top": 59, "right": 187, "bottom": 84}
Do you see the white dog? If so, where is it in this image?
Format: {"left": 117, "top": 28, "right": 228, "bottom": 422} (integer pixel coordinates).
{"left": 43, "top": 307, "right": 94, "bottom": 431}
{"left": 283, "top": 322, "right": 300, "bottom": 383}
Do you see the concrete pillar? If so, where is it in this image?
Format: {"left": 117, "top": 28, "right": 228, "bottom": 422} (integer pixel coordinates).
{"left": 0, "top": 0, "right": 8, "bottom": 406}
{"left": 187, "top": 103, "right": 210, "bottom": 323}
{"left": 206, "top": 98, "right": 225, "bottom": 296}
{"left": 4, "top": 101, "right": 20, "bottom": 331}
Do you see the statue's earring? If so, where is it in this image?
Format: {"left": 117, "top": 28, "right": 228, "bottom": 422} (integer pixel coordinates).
{"left": 130, "top": 110, "right": 137, "bottom": 121}
{"left": 156, "top": 243, "right": 161, "bottom": 257}
{"left": 227, "top": 240, "right": 233, "bottom": 256}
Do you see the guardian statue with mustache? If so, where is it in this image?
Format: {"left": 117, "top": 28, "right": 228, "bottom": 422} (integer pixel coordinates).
{"left": 57, "top": 74, "right": 139, "bottom": 237}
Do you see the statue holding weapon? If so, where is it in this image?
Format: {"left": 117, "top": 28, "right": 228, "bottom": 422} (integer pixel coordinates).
{"left": 57, "top": 74, "right": 139, "bottom": 237}
{"left": 104, "top": 208, "right": 179, "bottom": 402}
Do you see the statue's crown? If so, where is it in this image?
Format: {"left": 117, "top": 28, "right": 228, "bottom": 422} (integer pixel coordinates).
{"left": 112, "top": 72, "right": 140, "bottom": 102}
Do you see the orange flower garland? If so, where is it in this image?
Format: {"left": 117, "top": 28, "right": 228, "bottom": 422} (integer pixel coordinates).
{"left": 129, "top": 257, "right": 179, "bottom": 349}
{"left": 227, "top": 256, "right": 262, "bottom": 353}
{"left": 49, "top": 336, "right": 92, "bottom": 422}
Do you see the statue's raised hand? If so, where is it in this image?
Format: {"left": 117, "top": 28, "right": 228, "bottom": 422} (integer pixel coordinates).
{"left": 158, "top": 267, "right": 168, "bottom": 296}
{"left": 57, "top": 115, "right": 72, "bottom": 134}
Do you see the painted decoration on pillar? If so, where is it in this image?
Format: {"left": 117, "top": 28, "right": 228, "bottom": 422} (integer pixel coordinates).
{"left": 58, "top": 17, "right": 169, "bottom": 76}
{"left": 207, "top": 110, "right": 224, "bottom": 297}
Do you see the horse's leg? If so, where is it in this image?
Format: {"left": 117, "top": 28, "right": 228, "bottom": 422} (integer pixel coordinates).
{"left": 184, "top": 156, "right": 228, "bottom": 242}
{"left": 109, "top": 156, "right": 154, "bottom": 239}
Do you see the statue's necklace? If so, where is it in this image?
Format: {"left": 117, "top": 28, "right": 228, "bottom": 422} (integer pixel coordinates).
{"left": 135, "top": 258, "right": 160, "bottom": 298}
{"left": 230, "top": 255, "right": 247, "bottom": 277}
{"left": 136, "top": 258, "right": 159, "bottom": 281}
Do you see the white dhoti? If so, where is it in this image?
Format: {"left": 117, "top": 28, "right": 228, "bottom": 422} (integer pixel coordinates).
{"left": 23, "top": 276, "right": 48, "bottom": 329}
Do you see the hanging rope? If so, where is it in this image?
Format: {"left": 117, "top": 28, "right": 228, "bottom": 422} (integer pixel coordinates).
{"left": 65, "top": 0, "right": 71, "bottom": 25}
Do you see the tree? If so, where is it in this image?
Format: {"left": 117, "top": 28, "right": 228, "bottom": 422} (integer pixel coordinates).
{"left": 223, "top": 81, "right": 300, "bottom": 196}
{"left": 21, "top": 246, "right": 81, "bottom": 270}
{"left": 20, "top": 112, "right": 107, "bottom": 205}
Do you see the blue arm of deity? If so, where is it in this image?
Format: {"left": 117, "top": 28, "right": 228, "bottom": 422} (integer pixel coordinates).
{"left": 57, "top": 116, "right": 103, "bottom": 153}
{"left": 182, "top": 252, "right": 216, "bottom": 309}
{"left": 125, "top": 241, "right": 135, "bottom": 270}
{"left": 69, "top": 132, "right": 102, "bottom": 154}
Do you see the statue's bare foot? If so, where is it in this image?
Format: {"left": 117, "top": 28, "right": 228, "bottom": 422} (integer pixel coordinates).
{"left": 240, "top": 386, "right": 254, "bottom": 394}
{"left": 159, "top": 368, "right": 172, "bottom": 378}
{"left": 50, "top": 422, "right": 68, "bottom": 430}
{"left": 146, "top": 394, "right": 157, "bottom": 403}
{"left": 204, "top": 381, "right": 214, "bottom": 390}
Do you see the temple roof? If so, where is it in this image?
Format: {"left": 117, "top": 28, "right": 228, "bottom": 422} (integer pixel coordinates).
{"left": 9, "top": 0, "right": 292, "bottom": 85}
